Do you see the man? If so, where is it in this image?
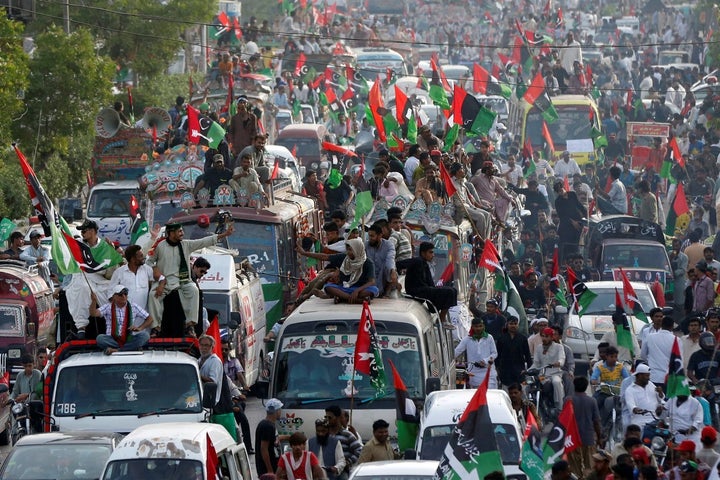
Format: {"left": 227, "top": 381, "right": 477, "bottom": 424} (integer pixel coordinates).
{"left": 641, "top": 316, "right": 679, "bottom": 390}
{"left": 623, "top": 363, "right": 664, "bottom": 429}
{"left": 587, "top": 450, "right": 612, "bottom": 480}
{"left": 307, "top": 419, "right": 345, "bottom": 480}
{"left": 501, "top": 154, "right": 523, "bottom": 187}
{"left": 480, "top": 299, "right": 507, "bottom": 340}
{"left": 688, "top": 332, "right": 720, "bottom": 385}
{"left": 325, "top": 405, "right": 362, "bottom": 475}
{"left": 551, "top": 460, "right": 573, "bottom": 480}
{"left": 276, "top": 432, "right": 325, "bottom": 480}
{"left": 417, "top": 125, "right": 443, "bottom": 152}
{"left": 638, "top": 307, "right": 664, "bottom": 345}
{"left": 221, "top": 338, "right": 252, "bottom": 453}
{"left": 197, "top": 334, "right": 234, "bottom": 437}
{"left": 595, "top": 166, "right": 627, "bottom": 215}
{"left": 704, "top": 247, "right": 720, "bottom": 273}
{"left": 531, "top": 327, "right": 565, "bottom": 413}
{"left": 665, "top": 391, "right": 703, "bottom": 444}
{"left": 10, "top": 354, "right": 43, "bottom": 432}
{"left": 454, "top": 318, "right": 498, "bottom": 388}
{"left": 559, "top": 32, "right": 583, "bottom": 76}
{"left": 230, "top": 153, "right": 263, "bottom": 196}
{"left": 592, "top": 313, "right": 640, "bottom": 365}
{"left": 610, "top": 425, "right": 657, "bottom": 467}
{"left": 670, "top": 238, "right": 690, "bottom": 308}
{"left": 528, "top": 317, "right": 550, "bottom": 356}
{"left": 227, "top": 95, "right": 258, "bottom": 158}
{"left": 670, "top": 442, "right": 712, "bottom": 480}
{"left": 450, "top": 163, "right": 492, "bottom": 239}
{"left": 696, "top": 426, "right": 720, "bottom": 468}
{"left": 693, "top": 262, "right": 716, "bottom": 313}
{"left": 682, "top": 317, "right": 703, "bottom": 370}
{"left": 319, "top": 222, "right": 347, "bottom": 254}
{"left": 89, "top": 285, "right": 153, "bottom": 354}
{"left": 470, "top": 161, "right": 514, "bottom": 224}
{"left": 590, "top": 345, "right": 630, "bottom": 439}
{"left": 387, "top": 214, "right": 413, "bottom": 263}
{"left": 256, "top": 398, "right": 288, "bottom": 476}
{"left": 518, "top": 271, "right": 547, "bottom": 312}
{"left": 685, "top": 230, "right": 706, "bottom": 272}
{"left": 1, "top": 231, "right": 23, "bottom": 260}
{"left": 110, "top": 245, "right": 157, "bottom": 314}
{"left": 404, "top": 144, "right": 420, "bottom": 185}
{"left": 357, "top": 419, "right": 399, "bottom": 463}
{"left": 19, "top": 231, "right": 52, "bottom": 286}
{"left": 496, "top": 316, "right": 532, "bottom": 387}
{"left": 567, "top": 376, "right": 602, "bottom": 478}
{"left": 237, "top": 134, "right": 268, "bottom": 172}
{"left": 397, "top": 242, "right": 457, "bottom": 328}
{"left": 365, "top": 223, "right": 397, "bottom": 297}
{"left": 553, "top": 151, "right": 582, "bottom": 179}
{"left": 636, "top": 180, "right": 658, "bottom": 223}
{"left": 508, "top": 382, "right": 542, "bottom": 432}
{"left": 193, "top": 155, "right": 234, "bottom": 197}
{"left": 553, "top": 181, "right": 586, "bottom": 261}
{"left": 148, "top": 222, "right": 234, "bottom": 336}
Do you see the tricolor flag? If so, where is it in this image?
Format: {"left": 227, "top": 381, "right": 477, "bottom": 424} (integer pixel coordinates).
{"left": 618, "top": 267, "right": 648, "bottom": 322}
{"left": 354, "top": 301, "right": 386, "bottom": 396}
{"left": 665, "top": 337, "right": 690, "bottom": 398}
{"left": 129, "top": 195, "right": 149, "bottom": 245}
{"left": 566, "top": 267, "right": 597, "bottom": 316}
{"left": 665, "top": 182, "right": 691, "bottom": 236}
{"left": 523, "top": 72, "right": 559, "bottom": 123}
{"left": 542, "top": 399, "right": 580, "bottom": 468}
{"left": 614, "top": 289, "right": 636, "bottom": 356}
{"left": 389, "top": 360, "right": 419, "bottom": 451}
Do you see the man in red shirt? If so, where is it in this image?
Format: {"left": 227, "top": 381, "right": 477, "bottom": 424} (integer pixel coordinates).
{"left": 276, "top": 432, "right": 325, "bottom": 480}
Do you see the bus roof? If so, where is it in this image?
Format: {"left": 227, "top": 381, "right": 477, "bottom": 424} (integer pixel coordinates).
{"left": 286, "top": 297, "right": 436, "bottom": 328}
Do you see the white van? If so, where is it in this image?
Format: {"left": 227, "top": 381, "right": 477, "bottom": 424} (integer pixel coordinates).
{"left": 411, "top": 389, "right": 525, "bottom": 479}
{"left": 85, "top": 180, "right": 140, "bottom": 247}
{"left": 101, "top": 423, "right": 253, "bottom": 480}
{"left": 269, "top": 297, "right": 456, "bottom": 441}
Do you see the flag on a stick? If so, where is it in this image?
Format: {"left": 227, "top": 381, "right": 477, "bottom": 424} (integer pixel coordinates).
{"left": 354, "top": 301, "right": 387, "bottom": 396}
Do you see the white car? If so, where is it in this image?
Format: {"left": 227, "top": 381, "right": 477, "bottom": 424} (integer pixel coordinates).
{"left": 349, "top": 460, "right": 439, "bottom": 480}
{"left": 562, "top": 281, "right": 657, "bottom": 373}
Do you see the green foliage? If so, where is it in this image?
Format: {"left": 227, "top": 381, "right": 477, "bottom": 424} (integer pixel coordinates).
{"left": 115, "top": 73, "right": 193, "bottom": 114}
{"left": 31, "top": 0, "right": 216, "bottom": 79}
{"left": 0, "top": 16, "right": 30, "bottom": 146}
{"left": 0, "top": 156, "right": 30, "bottom": 218}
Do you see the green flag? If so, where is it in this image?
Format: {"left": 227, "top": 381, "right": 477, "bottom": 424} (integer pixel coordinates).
{"left": 554, "top": 277, "right": 569, "bottom": 308}
{"left": 443, "top": 124, "right": 460, "bottom": 152}
{"left": 0, "top": 219, "right": 15, "bottom": 243}
{"left": 365, "top": 104, "right": 375, "bottom": 127}
{"left": 407, "top": 113, "right": 418, "bottom": 144}
{"left": 429, "top": 84, "right": 450, "bottom": 110}
{"left": 352, "top": 191, "right": 373, "bottom": 228}
{"left": 524, "top": 159, "right": 537, "bottom": 179}
{"left": 666, "top": 337, "right": 691, "bottom": 398}
{"left": 383, "top": 113, "right": 400, "bottom": 138}
{"left": 468, "top": 107, "right": 497, "bottom": 137}
{"left": 292, "top": 98, "right": 301, "bottom": 117}
{"left": 327, "top": 168, "right": 342, "bottom": 189}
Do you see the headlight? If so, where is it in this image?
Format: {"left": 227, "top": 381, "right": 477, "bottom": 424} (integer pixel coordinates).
{"left": 8, "top": 349, "right": 21, "bottom": 359}
{"left": 651, "top": 436, "right": 666, "bottom": 450}
{"left": 564, "top": 327, "right": 591, "bottom": 340}
{"left": 12, "top": 403, "right": 24, "bottom": 415}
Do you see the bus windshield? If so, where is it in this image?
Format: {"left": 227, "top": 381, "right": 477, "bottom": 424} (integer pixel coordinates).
{"left": 53, "top": 363, "right": 203, "bottom": 417}
{"left": 526, "top": 105, "right": 594, "bottom": 149}
{"left": 274, "top": 333, "right": 423, "bottom": 408}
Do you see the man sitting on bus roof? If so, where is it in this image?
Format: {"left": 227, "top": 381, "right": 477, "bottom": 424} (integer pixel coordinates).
{"left": 89, "top": 285, "right": 153, "bottom": 354}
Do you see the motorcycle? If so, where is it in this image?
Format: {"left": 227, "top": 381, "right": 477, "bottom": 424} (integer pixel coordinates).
{"left": 641, "top": 414, "right": 674, "bottom": 468}
{"left": 523, "top": 366, "right": 555, "bottom": 424}
{"left": 9, "top": 399, "right": 41, "bottom": 445}
{"left": 596, "top": 382, "right": 623, "bottom": 450}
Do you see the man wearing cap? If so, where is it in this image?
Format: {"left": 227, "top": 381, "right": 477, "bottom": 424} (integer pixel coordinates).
{"left": 586, "top": 450, "right": 612, "bottom": 480}
{"left": 147, "top": 222, "right": 234, "bottom": 336}
{"left": 528, "top": 317, "right": 550, "bottom": 356}
{"left": 256, "top": 398, "right": 290, "bottom": 476}
{"left": 455, "top": 317, "right": 498, "bottom": 388}
{"left": 697, "top": 426, "right": 720, "bottom": 467}
{"left": 109, "top": 245, "right": 157, "bottom": 315}
{"left": 496, "top": 316, "right": 532, "bottom": 387}
{"left": 531, "top": 327, "right": 566, "bottom": 413}
{"left": 227, "top": 95, "right": 258, "bottom": 158}
{"left": 193, "top": 155, "right": 234, "bottom": 197}
{"left": 230, "top": 153, "right": 263, "bottom": 197}
{"left": 417, "top": 124, "right": 443, "bottom": 152}
{"left": 671, "top": 443, "right": 711, "bottom": 480}
{"left": 623, "top": 363, "right": 663, "bottom": 428}
{"left": 89, "top": 284, "right": 153, "bottom": 354}
{"left": 20, "top": 231, "right": 52, "bottom": 286}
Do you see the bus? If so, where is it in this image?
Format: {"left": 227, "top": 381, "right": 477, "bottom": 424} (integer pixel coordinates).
{"left": 508, "top": 94, "right": 601, "bottom": 164}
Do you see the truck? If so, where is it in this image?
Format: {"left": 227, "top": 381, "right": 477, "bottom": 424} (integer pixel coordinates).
{"left": 44, "top": 339, "right": 214, "bottom": 434}
{"left": 0, "top": 261, "right": 55, "bottom": 382}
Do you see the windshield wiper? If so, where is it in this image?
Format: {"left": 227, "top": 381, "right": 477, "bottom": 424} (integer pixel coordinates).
{"left": 74, "top": 408, "right": 131, "bottom": 419}
{"left": 137, "top": 407, "right": 199, "bottom": 418}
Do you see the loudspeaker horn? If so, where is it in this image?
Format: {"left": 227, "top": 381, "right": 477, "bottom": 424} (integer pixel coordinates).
{"left": 94, "top": 108, "right": 122, "bottom": 138}
{"left": 141, "top": 107, "right": 171, "bottom": 134}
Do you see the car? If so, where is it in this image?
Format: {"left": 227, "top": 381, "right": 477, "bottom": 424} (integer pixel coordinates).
{"left": 349, "top": 460, "right": 439, "bottom": 480}
{"left": 562, "top": 280, "right": 657, "bottom": 374}
{"left": 0, "top": 431, "right": 123, "bottom": 480}
{"left": 275, "top": 108, "right": 294, "bottom": 133}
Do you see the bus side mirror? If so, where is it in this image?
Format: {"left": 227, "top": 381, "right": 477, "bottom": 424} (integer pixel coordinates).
{"left": 425, "top": 377, "right": 440, "bottom": 394}
{"left": 404, "top": 449, "right": 417, "bottom": 460}
{"left": 202, "top": 382, "right": 217, "bottom": 409}
{"left": 229, "top": 312, "right": 241, "bottom": 330}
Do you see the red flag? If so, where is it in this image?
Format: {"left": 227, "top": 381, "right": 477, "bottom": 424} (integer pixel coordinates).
{"left": 394, "top": 85, "right": 410, "bottom": 125}
{"left": 206, "top": 317, "right": 223, "bottom": 358}
{"left": 354, "top": 301, "right": 378, "bottom": 376}
{"left": 294, "top": 52, "right": 306, "bottom": 77}
{"left": 523, "top": 407, "right": 538, "bottom": 441}
{"left": 668, "top": 137, "right": 684, "bottom": 167}
{"left": 541, "top": 121, "right": 555, "bottom": 153}
{"left": 511, "top": 36, "right": 523, "bottom": 66}
{"left": 478, "top": 239, "right": 502, "bottom": 272}
{"left": 473, "top": 63, "right": 489, "bottom": 94}
{"left": 497, "top": 52, "right": 512, "bottom": 69}
{"left": 491, "top": 63, "right": 501, "bottom": 80}
{"left": 308, "top": 267, "right": 317, "bottom": 280}
{"left": 439, "top": 262, "right": 454, "bottom": 285}
{"left": 206, "top": 433, "right": 222, "bottom": 480}
{"left": 543, "top": 0, "right": 551, "bottom": 17}
{"left": 560, "top": 399, "right": 581, "bottom": 454}
{"left": 522, "top": 137, "right": 533, "bottom": 160}
{"left": 551, "top": 246, "right": 560, "bottom": 282}
{"left": 322, "top": 141, "right": 358, "bottom": 157}
{"left": 186, "top": 106, "right": 201, "bottom": 145}
{"left": 270, "top": 160, "right": 280, "bottom": 180}
{"left": 129, "top": 195, "right": 141, "bottom": 219}
{"left": 564, "top": 175, "right": 570, "bottom": 192}
{"left": 438, "top": 161, "right": 457, "bottom": 197}
{"left": 673, "top": 182, "right": 691, "bottom": 216}
{"left": 297, "top": 280, "right": 306, "bottom": 295}
{"left": 368, "top": 80, "right": 386, "bottom": 142}
{"left": 291, "top": 145, "right": 297, "bottom": 159}
{"left": 651, "top": 280, "right": 666, "bottom": 307}
{"left": 523, "top": 71, "right": 547, "bottom": 106}
{"left": 86, "top": 170, "right": 94, "bottom": 189}
{"left": 452, "top": 84, "right": 467, "bottom": 125}
{"left": 233, "top": 16, "right": 242, "bottom": 40}
{"left": 217, "top": 11, "right": 230, "bottom": 28}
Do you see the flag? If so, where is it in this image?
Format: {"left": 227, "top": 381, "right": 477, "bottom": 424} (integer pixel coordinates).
{"left": 0, "top": 219, "right": 15, "bottom": 243}
{"left": 407, "top": 112, "right": 418, "bottom": 143}
{"left": 472, "top": 63, "right": 511, "bottom": 98}
{"left": 213, "top": 11, "right": 231, "bottom": 38}
{"left": 322, "top": 141, "right": 358, "bottom": 157}
{"left": 614, "top": 289, "right": 635, "bottom": 356}
{"left": 352, "top": 190, "right": 373, "bottom": 229}
{"left": 541, "top": 121, "right": 555, "bottom": 153}
{"left": 206, "top": 317, "right": 223, "bottom": 358}
{"left": 542, "top": 399, "right": 581, "bottom": 468}
{"left": 668, "top": 136, "right": 685, "bottom": 168}
{"left": 395, "top": 85, "right": 411, "bottom": 125}
{"left": 232, "top": 16, "right": 242, "bottom": 40}
{"left": 270, "top": 160, "right": 280, "bottom": 180}
{"left": 429, "top": 58, "right": 450, "bottom": 110}
{"left": 566, "top": 267, "right": 598, "bottom": 316}
{"left": 522, "top": 137, "right": 534, "bottom": 161}
{"left": 442, "top": 124, "right": 460, "bottom": 152}
{"left": 523, "top": 72, "right": 559, "bottom": 123}
{"left": 520, "top": 413, "right": 544, "bottom": 480}
{"left": 439, "top": 161, "right": 456, "bottom": 197}
{"left": 506, "top": 273, "right": 529, "bottom": 334}
{"left": 523, "top": 159, "right": 536, "bottom": 179}
{"left": 368, "top": 80, "right": 386, "bottom": 142}
{"left": 554, "top": 275, "right": 569, "bottom": 308}
{"left": 478, "top": 239, "right": 502, "bottom": 272}
{"left": 187, "top": 107, "right": 225, "bottom": 148}
{"left": 389, "top": 360, "right": 419, "bottom": 451}
{"left": 666, "top": 337, "right": 691, "bottom": 398}
{"left": 354, "top": 301, "right": 386, "bottom": 395}
{"left": 206, "top": 433, "right": 222, "bottom": 480}
{"left": 15, "top": 144, "right": 47, "bottom": 226}
{"left": 435, "top": 368, "right": 505, "bottom": 480}
{"left": 129, "top": 195, "right": 149, "bottom": 245}
{"left": 513, "top": 35, "right": 534, "bottom": 73}
{"left": 320, "top": 87, "right": 347, "bottom": 121}
{"left": 618, "top": 267, "right": 648, "bottom": 322}
{"left": 665, "top": 182, "right": 691, "bottom": 236}
{"left": 294, "top": 52, "right": 306, "bottom": 76}
{"left": 438, "top": 262, "right": 454, "bottom": 286}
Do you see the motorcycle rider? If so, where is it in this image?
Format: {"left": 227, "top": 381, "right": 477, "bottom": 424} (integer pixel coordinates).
{"left": 9, "top": 354, "right": 43, "bottom": 433}
{"left": 623, "top": 364, "right": 664, "bottom": 429}
{"left": 454, "top": 317, "right": 498, "bottom": 388}
{"left": 531, "top": 327, "right": 565, "bottom": 416}
{"left": 590, "top": 345, "right": 630, "bottom": 440}
{"left": 687, "top": 332, "right": 720, "bottom": 385}
{"left": 665, "top": 392, "right": 704, "bottom": 444}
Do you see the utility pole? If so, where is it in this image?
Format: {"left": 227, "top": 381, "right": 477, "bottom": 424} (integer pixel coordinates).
{"left": 63, "top": 0, "right": 69, "bottom": 33}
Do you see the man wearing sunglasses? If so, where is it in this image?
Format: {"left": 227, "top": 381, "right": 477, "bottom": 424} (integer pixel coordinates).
{"left": 89, "top": 284, "right": 154, "bottom": 354}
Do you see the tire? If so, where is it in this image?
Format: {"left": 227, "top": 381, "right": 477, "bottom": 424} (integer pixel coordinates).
{"left": 0, "top": 414, "right": 10, "bottom": 446}
{"left": 11, "top": 428, "right": 25, "bottom": 447}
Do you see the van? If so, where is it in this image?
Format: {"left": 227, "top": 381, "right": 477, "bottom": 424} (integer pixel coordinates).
{"left": 268, "top": 297, "right": 456, "bottom": 441}
{"left": 101, "top": 422, "right": 253, "bottom": 480}
{"left": 410, "top": 389, "right": 525, "bottom": 480}
{"left": 355, "top": 47, "right": 409, "bottom": 82}
{"left": 274, "top": 124, "right": 328, "bottom": 171}
{"left": 86, "top": 180, "right": 140, "bottom": 247}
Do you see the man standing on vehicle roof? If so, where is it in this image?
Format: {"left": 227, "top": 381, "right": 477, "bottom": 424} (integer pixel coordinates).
{"left": 237, "top": 133, "right": 267, "bottom": 172}
{"left": 109, "top": 245, "right": 157, "bottom": 316}
{"left": 147, "top": 222, "right": 234, "bottom": 336}
{"left": 89, "top": 285, "right": 153, "bottom": 354}
{"left": 227, "top": 95, "right": 258, "bottom": 159}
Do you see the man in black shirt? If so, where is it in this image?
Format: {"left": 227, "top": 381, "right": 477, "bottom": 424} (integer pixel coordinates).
{"left": 495, "top": 316, "right": 532, "bottom": 386}
{"left": 518, "top": 271, "right": 547, "bottom": 311}
{"left": 193, "top": 155, "right": 234, "bottom": 197}
{"left": 256, "top": 398, "right": 289, "bottom": 477}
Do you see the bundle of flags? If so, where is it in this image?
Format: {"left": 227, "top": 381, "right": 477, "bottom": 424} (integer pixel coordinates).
{"left": 353, "top": 301, "right": 387, "bottom": 396}
{"left": 14, "top": 144, "right": 123, "bottom": 275}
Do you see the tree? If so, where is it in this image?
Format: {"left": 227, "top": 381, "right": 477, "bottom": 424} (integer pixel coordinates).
{"left": 0, "top": 16, "right": 30, "bottom": 146}
{"left": 13, "top": 26, "right": 115, "bottom": 200}
{"left": 31, "top": 0, "right": 216, "bottom": 79}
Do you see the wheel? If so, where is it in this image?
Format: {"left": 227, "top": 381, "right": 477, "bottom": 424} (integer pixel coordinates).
{"left": 0, "top": 414, "right": 10, "bottom": 446}
{"left": 11, "top": 427, "right": 25, "bottom": 446}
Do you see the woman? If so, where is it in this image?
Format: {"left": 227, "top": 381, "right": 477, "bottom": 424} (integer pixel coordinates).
{"left": 324, "top": 238, "right": 379, "bottom": 304}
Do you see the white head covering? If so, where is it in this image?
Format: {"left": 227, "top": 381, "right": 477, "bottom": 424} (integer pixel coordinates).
{"left": 340, "top": 238, "right": 367, "bottom": 286}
